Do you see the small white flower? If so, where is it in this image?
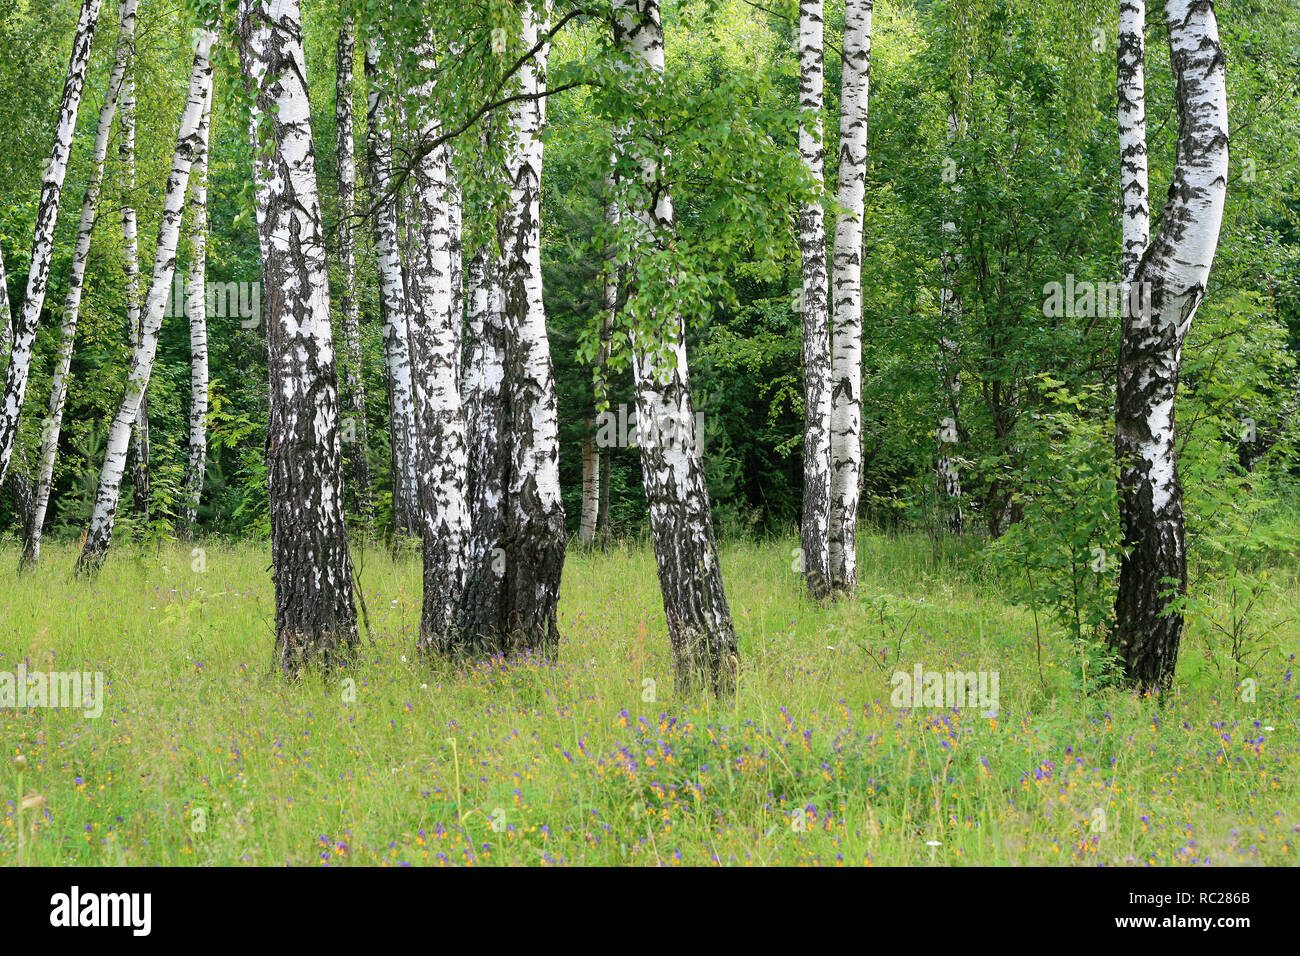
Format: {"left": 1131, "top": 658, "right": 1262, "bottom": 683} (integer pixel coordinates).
{"left": 925, "top": 840, "right": 942, "bottom": 847}
{"left": 401, "top": 655, "right": 407, "bottom": 663}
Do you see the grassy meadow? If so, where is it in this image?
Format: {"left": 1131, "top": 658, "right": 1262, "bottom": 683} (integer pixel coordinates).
{"left": 1, "top": 534, "right": 1296, "bottom": 866}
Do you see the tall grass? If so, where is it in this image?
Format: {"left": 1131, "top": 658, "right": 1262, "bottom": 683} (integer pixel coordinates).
{"left": 1, "top": 533, "right": 1295, "bottom": 865}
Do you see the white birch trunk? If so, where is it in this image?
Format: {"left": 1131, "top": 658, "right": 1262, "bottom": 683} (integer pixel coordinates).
{"left": 828, "top": 0, "right": 872, "bottom": 593}
{"left": 579, "top": 429, "right": 598, "bottom": 546}
{"left": 335, "top": 17, "right": 373, "bottom": 527}
{"left": 613, "top": 0, "right": 738, "bottom": 695}
{"left": 405, "top": 38, "right": 469, "bottom": 653}
{"left": 495, "top": 1, "right": 566, "bottom": 656}
{"left": 456, "top": 240, "right": 510, "bottom": 651}
{"left": 237, "top": 0, "right": 358, "bottom": 671}
{"left": 1119, "top": 0, "right": 1149, "bottom": 286}
{"left": 25, "top": 0, "right": 137, "bottom": 567}
{"left": 936, "top": 108, "right": 964, "bottom": 534}
{"left": 448, "top": 155, "right": 464, "bottom": 397}
{"left": 0, "top": 0, "right": 104, "bottom": 485}
{"left": 363, "top": 36, "right": 422, "bottom": 538}
{"left": 179, "top": 74, "right": 214, "bottom": 536}
{"left": 0, "top": 241, "right": 11, "bottom": 359}
{"left": 1111, "top": 0, "right": 1228, "bottom": 691}
{"left": 597, "top": 186, "right": 619, "bottom": 549}
{"left": 797, "top": 0, "right": 832, "bottom": 599}
{"left": 76, "top": 26, "right": 216, "bottom": 573}
{"left": 122, "top": 0, "right": 148, "bottom": 522}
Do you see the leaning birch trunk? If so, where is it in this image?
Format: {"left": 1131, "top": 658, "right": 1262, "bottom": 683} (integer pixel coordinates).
{"left": 237, "top": 0, "right": 358, "bottom": 673}
{"left": 179, "top": 77, "right": 214, "bottom": 537}
{"left": 0, "top": 0, "right": 103, "bottom": 485}
{"left": 335, "top": 18, "right": 373, "bottom": 529}
{"left": 495, "top": 0, "right": 566, "bottom": 656}
{"left": 24, "top": 0, "right": 137, "bottom": 568}
{"left": 76, "top": 26, "right": 216, "bottom": 574}
{"left": 612, "top": 0, "right": 738, "bottom": 695}
{"left": 405, "top": 39, "right": 469, "bottom": 654}
{"left": 117, "top": 0, "right": 147, "bottom": 522}
{"left": 828, "top": 0, "right": 871, "bottom": 594}
{"left": 363, "top": 36, "right": 421, "bottom": 539}
{"left": 797, "top": 0, "right": 832, "bottom": 599}
{"left": 457, "top": 240, "right": 510, "bottom": 653}
{"left": 0, "top": 227, "right": 29, "bottom": 540}
{"left": 1109, "top": 0, "right": 1228, "bottom": 692}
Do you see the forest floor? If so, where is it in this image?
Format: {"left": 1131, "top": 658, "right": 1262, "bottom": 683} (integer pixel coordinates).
{"left": 0, "top": 535, "right": 1296, "bottom": 865}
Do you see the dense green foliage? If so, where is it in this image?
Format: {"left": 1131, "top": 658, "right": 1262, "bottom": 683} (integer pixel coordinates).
{"left": 0, "top": 0, "right": 1297, "bottom": 580}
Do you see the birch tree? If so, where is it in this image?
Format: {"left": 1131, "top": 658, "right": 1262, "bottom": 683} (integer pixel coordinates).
{"left": 612, "top": 0, "right": 739, "bottom": 695}
{"left": 495, "top": 0, "right": 566, "bottom": 655}
{"left": 597, "top": 192, "right": 617, "bottom": 551}
{"left": 1118, "top": 0, "right": 1149, "bottom": 285}
{"left": 580, "top": 185, "right": 621, "bottom": 550}
{"left": 405, "top": 38, "right": 469, "bottom": 653}
{"left": 1109, "top": 0, "right": 1229, "bottom": 692}
{"left": 797, "top": 0, "right": 832, "bottom": 599}
{"left": 179, "top": 74, "right": 214, "bottom": 536}
{"left": 76, "top": 25, "right": 216, "bottom": 574}
{"left": 0, "top": 242, "right": 10, "bottom": 359}
{"left": 119, "top": 0, "right": 145, "bottom": 521}
{"left": 448, "top": 154, "right": 464, "bottom": 388}
{"left": 0, "top": 0, "right": 103, "bottom": 485}
{"left": 363, "top": 36, "right": 421, "bottom": 538}
{"left": 335, "top": 17, "right": 373, "bottom": 527}
{"left": 238, "top": 0, "right": 358, "bottom": 672}
{"left": 936, "top": 107, "right": 964, "bottom": 534}
{"left": 25, "top": 0, "right": 137, "bottom": 567}
{"left": 457, "top": 238, "right": 510, "bottom": 653}
{"left": 579, "top": 428, "right": 598, "bottom": 545}
{"left": 828, "top": 0, "right": 872, "bottom": 594}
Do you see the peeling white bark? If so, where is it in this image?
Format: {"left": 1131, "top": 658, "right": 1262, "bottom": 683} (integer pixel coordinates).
{"left": 335, "top": 17, "right": 373, "bottom": 526}
{"left": 828, "top": 0, "right": 872, "bottom": 593}
{"left": 406, "top": 37, "right": 469, "bottom": 653}
{"left": 0, "top": 0, "right": 104, "bottom": 485}
{"left": 1118, "top": 0, "right": 1149, "bottom": 286}
{"left": 238, "top": 0, "right": 358, "bottom": 670}
{"left": 457, "top": 239, "right": 510, "bottom": 651}
{"left": 77, "top": 25, "right": 216, "bottom": 573}
{"left": 364, "top": 35, "right": 422, "bottom": 537}
{"left": 25, "top": 0, "right": 137, "bottom": 567}
{"left": 121, "top": 0, "right": 147, "bottom": 521}
{"left": 797, "top": 0, "right": 832, "bottom": 599}
{"left": 180, "top": 73, "right": 214, "bottom": 536}
{"left": 1112, "top": 0, "right": 1229, "bottom": 691}
{"left": 613, "top": 0, "right": 738, "bottom": 694}
{"left": 496, "top": 0, "right": 566, "bottom": 655}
